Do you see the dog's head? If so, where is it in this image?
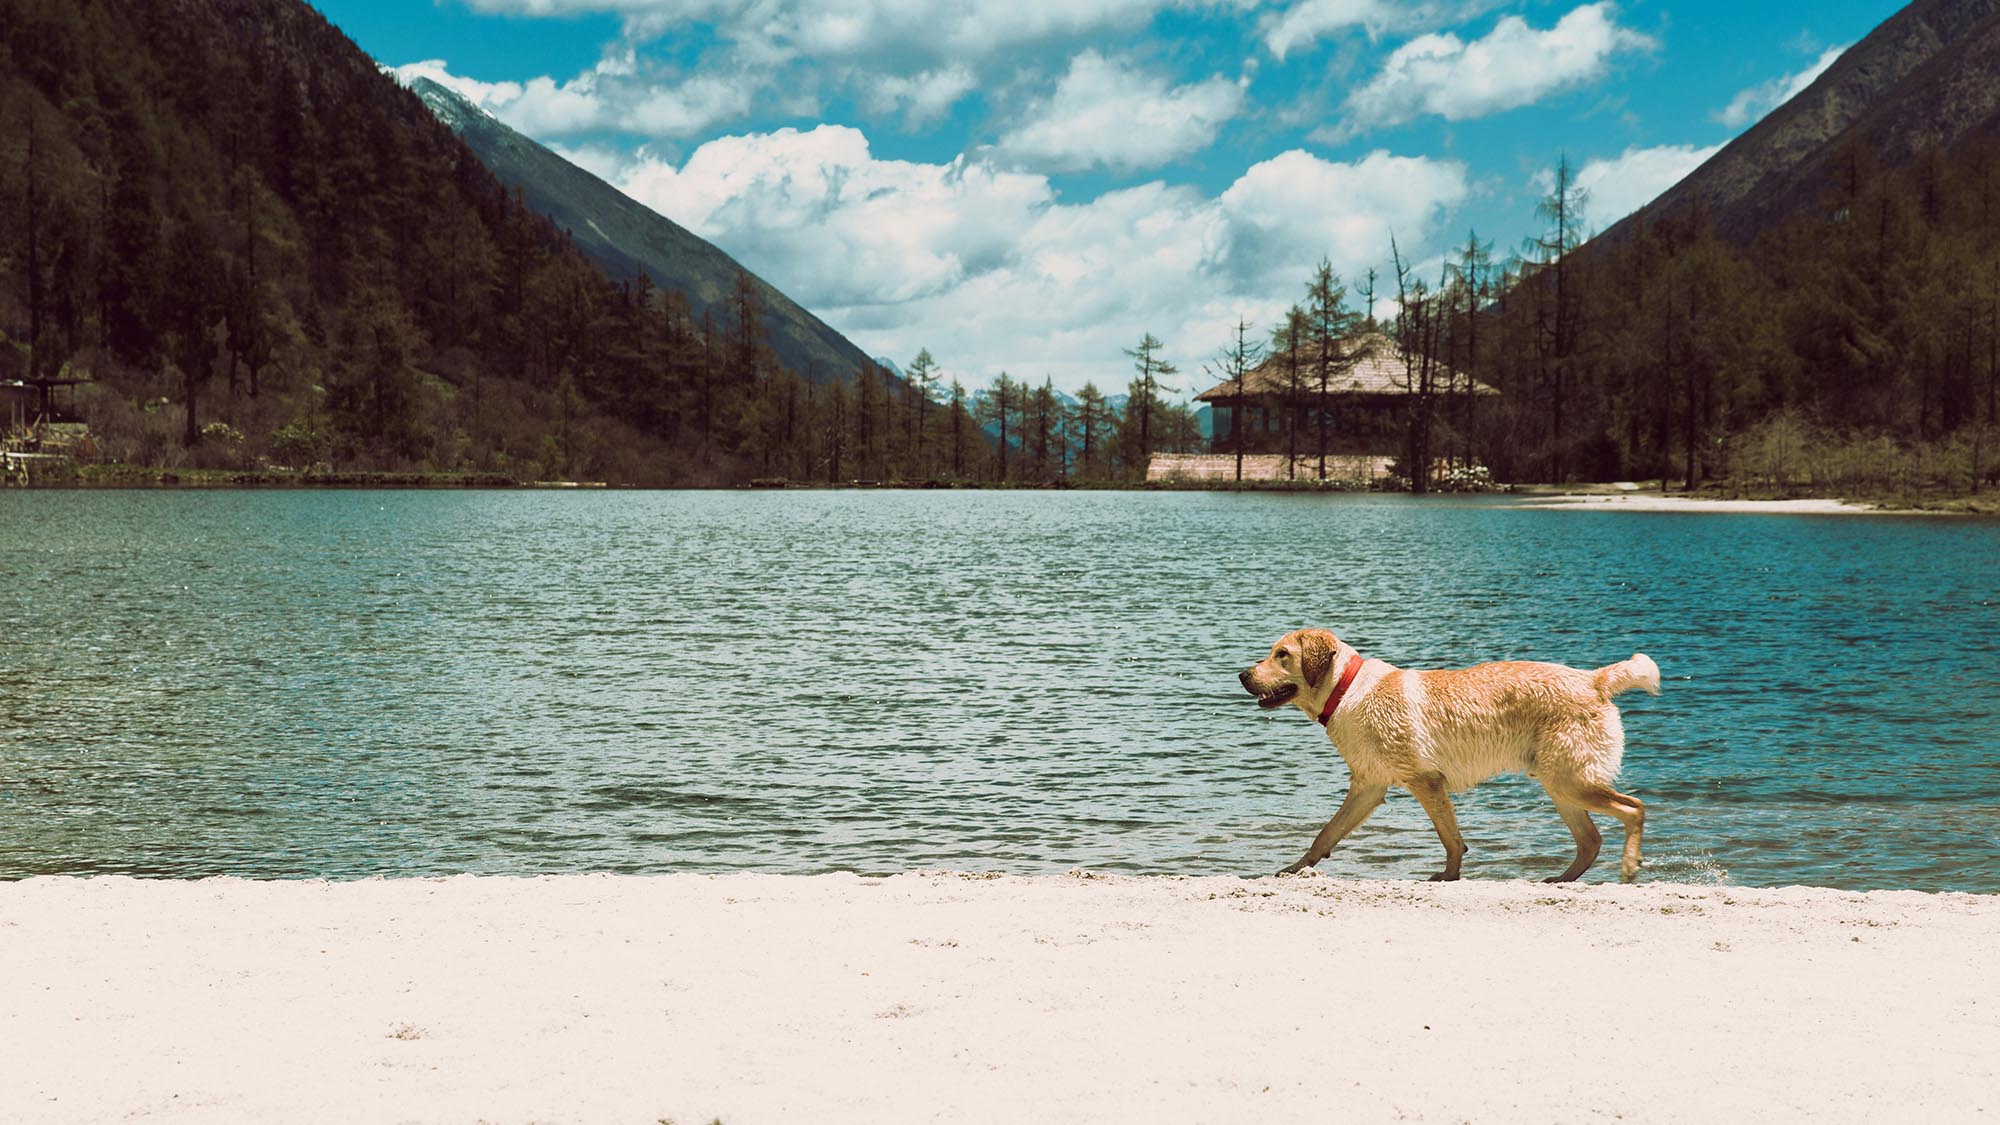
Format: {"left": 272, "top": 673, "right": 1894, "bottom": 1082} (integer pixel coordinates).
{"left": 1238, "top": 628, "right": 1340, "bottom": 710}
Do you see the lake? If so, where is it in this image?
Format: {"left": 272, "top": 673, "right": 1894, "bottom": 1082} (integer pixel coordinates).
{"left": 1, "top": 489, "right": 1995, "bottom": 891}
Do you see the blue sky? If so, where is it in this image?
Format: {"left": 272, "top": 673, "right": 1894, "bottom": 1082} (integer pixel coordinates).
{"left": 318, "top": 0, "right": 1902, "bottom": 395}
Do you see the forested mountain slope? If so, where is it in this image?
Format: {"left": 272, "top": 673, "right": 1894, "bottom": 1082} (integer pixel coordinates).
{"left": 1602, "top": 0, "right": 2000, "bottom": 242}
{"left": 0, "top": 0, "right": 816, "bottom": 483}
{"left": 411, "top": 77, "right": 872, "bottom": 386}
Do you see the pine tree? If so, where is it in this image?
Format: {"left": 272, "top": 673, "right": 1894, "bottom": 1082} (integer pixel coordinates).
{"left": 906, "top": 347, "right": 940, "bottom": 478}
{"left": 1305, "top": 260, "right": 1361, "bottom": 479}
{"left": 1074, "top": 382, "right": 1108, "bottom": 480}
{"left": 1120, "top": 333, "right": 1177, "bottom": 479}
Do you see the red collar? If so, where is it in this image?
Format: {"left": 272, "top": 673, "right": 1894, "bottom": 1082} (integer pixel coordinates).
{"left": 1316, "top": 655, "right": 1366, "bottom": 726}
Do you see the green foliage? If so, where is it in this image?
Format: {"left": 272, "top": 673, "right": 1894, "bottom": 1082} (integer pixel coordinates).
{"left": 268, "top": 415, "right": 330, "bottom": 467}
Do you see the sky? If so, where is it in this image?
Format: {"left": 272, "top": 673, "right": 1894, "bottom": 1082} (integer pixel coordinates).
{"left": 314, "top": 0, "right": 1904, "bottom": 397}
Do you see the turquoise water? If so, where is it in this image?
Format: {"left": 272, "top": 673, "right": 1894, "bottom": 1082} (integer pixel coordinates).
{"left": 1, "top": 490, "right": 1995, "bottom": 891}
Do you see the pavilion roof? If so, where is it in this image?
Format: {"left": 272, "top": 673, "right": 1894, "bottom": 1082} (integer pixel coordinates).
{"left": 1194, "top": 330, "right": 1498, "bottom": 402}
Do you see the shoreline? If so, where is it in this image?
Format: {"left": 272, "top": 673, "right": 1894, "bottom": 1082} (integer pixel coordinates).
{"left": 8, "top": 469, "right": 1995, "bottom": 514}
{"left": 1508, "top": 491, "right": 1887, "bottom": 514}
{"left": 5, "top": 872, "right": 1993, "bottom": 1123}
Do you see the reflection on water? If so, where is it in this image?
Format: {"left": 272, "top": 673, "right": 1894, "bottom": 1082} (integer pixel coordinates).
{"left": 1, "top": 489, "right": 1995, "bottom": 891}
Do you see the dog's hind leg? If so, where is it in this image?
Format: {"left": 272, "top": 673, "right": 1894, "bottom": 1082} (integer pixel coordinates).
{"left": 1280, "top": 782, "right": 1388, "bottom": 875}
{"left": 1406, "top": 773, "right": 1468, "bottom": 881}
{"left": 1543, "top": 796, "right": 1602, "bottom": 883}
{"left": 1570, "top": 785, "right": 1646, "bottom": 882}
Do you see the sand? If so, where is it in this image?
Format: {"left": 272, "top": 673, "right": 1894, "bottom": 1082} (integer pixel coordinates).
{"left": 3, "top": 872, "right": 1994, "bottom": 1124}
{"left": 1509, "top": 492, "right": 1881, "bottom": 514}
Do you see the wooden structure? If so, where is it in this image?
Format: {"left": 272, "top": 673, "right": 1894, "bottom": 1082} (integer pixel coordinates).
{"left": 2, "top": 379, "right": 91, "bottom": 485}
{"left": 1, "top": 377, "right": 85, "bottom": 430}
{"left": 1146, "top": 452, "right": 1394, "bottom": 483}
{"left": 1192, "top": 331, "right": 1496, "bottom": 468}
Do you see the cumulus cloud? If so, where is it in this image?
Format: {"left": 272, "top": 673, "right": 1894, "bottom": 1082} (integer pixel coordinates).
{"left": 1217, "top": 149, "right": 1469, "bottom": 289}
{"left": 1716, "top": 45, "right": 1844, "bottom": 130}
{"left": 460, "top": 0, "right": 1180, "bottom": 62}
{"left": 609, "top": 126, "right": 1467, "bottom": 390}
{"left": 860, "top": 65, "right": 978, "bottom": 128}
{"left": 546, "top": 141, "right": 632, "bottom": 182}
{"left": 1259, "top": 0, "right": 1469, "bottom": 61}
{"left": 997, "top": 51, "right": 1247, "bottom": 172}
{"left": 1568, "top": 143, "right": 1724, "bottom": 230}
{"left": 391, "top": 56, "right": 751, "bottom": 139}
{"left": 1335, "top": 3, "right": 1654, "bottom": 136}
{"left": 617, "top": 126, "right": 1053, "bottom": 307}
{"left": 628, "top": 74, "right": 756, "bottom": 135}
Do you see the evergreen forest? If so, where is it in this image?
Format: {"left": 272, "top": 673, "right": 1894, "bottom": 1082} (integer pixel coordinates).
{"left": 2, "top": 0, "right": 1996, "bottom": 493}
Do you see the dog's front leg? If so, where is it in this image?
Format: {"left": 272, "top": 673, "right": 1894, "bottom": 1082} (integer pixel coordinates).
{"left": 1407, "top": 773, "right": 1468, "bottom": 881}
{"left": 1280, "top": 782, "right": 1388, "bottom": 874}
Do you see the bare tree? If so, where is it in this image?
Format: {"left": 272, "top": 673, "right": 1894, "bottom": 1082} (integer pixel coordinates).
{"left": 1390, "top": 236, "right": 1448, "bottom": 493}
{"left": 1269, "top": 307, "right": 1308, "bottom": 479}
{"left": 1447, "top": 229, "right": 1493, "bottom": 471}
{"left": 1204, "top": 318, "right": 1264, "bottom": 482}
{"left": 1530, "top": 154, "right": 1588, "bottom": 480}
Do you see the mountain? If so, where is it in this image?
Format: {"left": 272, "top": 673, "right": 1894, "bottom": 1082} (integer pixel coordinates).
{"left": 409, "top": 77, "right": 872, "bottom": 384}
{"left": 1601, "top": 0, "right": 2000, "bottom": 243}
{"left": 1457, "top": 0, "right": 2000, "bottom": 488}
{"left": 0, "top": 0, "right": 906, "bottom": 484}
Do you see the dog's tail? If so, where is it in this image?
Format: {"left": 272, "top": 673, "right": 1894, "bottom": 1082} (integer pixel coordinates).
{"left": 1594, "top": 653, "right": 1661, "bottom": 700}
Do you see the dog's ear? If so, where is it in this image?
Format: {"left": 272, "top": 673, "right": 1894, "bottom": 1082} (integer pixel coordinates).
{"left": 1300, "top": 629, "right": 1338, "bottom": 688}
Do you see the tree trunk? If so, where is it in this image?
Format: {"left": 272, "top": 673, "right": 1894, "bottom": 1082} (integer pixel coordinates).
{"left": 184, "top": 363, "right": 200, "bottom": 448}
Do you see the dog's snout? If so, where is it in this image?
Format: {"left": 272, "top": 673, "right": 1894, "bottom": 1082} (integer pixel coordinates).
{"left": 1238, "top": 668, "right": 1254, "bottom": 691}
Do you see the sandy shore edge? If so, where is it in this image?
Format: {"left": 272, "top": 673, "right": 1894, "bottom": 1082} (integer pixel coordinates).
{"left": 1509, "top": 491, "right": 1886, "bottom": 514}
{"left": 4, "top": 872, "right": 1994, "bottom": 1123}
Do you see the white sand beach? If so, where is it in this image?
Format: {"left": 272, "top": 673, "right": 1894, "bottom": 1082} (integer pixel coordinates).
{"left": 3, "top": 873, "right": 1994, "bottom": 1124}
{"left": 1510, "top": 492, "right": 1880, "bottom": 514}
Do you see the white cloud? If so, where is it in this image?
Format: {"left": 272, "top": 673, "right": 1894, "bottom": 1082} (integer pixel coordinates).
{"left": 997, "top": 51, "right": 1247, "bottom": 172}
{"left": 391, "top": 56, "right": 752, "bottom": 139}
{"left": 1218, "top": 149, "right": 1468, "bottom": 289}
{"left": 1259, "top": 0, "right": 1471, "bottom": 61}
{"left": 546, "top": 142, "right": 631, "bottom": 182}
{"left": 610, "top": 126, "right": 1467, "bottom": 391}
{"left": 787, "top": 0, "right": 1170, "bottom": 57}
{"left": 1337, "top": 3, "right": 1654, "bottom": 136}
{"left": 1569, "top": 142, "right": 1724, "bottom": 230}
{"left": 618, "top": 126, "right": 1053, "bottom": 307}
{"left": 1716, "top": 45, "right": 1844, "bottom": 130}
{"left": 860, "top": 65, "right": 978, "bottom": 128}
{"left": 628, "top": 74, "right": 756, "bottom": 135}
{"left": 393, "top": 58, "right": 526, "bottom": 111}
{"left": 461, "top": 0, "right": 1182, "bottom": 61}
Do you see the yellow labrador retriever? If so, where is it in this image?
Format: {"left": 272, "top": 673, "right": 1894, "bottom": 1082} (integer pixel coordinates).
{"left": 1240, "top": 629, "right": 1659, "bottom": 883}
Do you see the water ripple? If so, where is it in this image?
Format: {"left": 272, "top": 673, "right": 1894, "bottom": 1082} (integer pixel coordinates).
{"left": 0, "top": 489, "right": 1996, "bottom": 891}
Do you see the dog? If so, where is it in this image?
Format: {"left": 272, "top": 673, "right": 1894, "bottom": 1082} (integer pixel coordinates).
{"left": 1239, "top": 629, "right": 1659, "bottom": 883}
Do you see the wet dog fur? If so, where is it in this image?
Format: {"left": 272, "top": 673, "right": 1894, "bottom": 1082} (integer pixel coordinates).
{"left": 1240, "top": 629, "right": 1659, "bottom": 882}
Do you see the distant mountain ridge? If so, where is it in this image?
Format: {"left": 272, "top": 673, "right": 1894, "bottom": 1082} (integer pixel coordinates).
{"left": 409, "top": 77, "right": 873, "bottom": 383}
{"left": 1602, "top": 0, "right": 2000, "bottom": 242}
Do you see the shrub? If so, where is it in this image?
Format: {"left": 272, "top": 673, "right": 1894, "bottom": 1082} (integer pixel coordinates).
{"left": 267, "top": 417, "right": 331, "bottom": 468}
